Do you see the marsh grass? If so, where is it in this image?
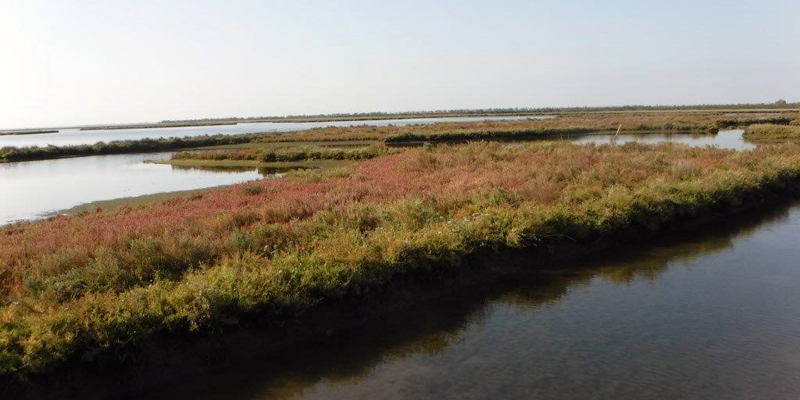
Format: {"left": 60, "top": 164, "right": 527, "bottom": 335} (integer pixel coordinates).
{"left": 252, "top": 112, "right": 798, "bottom": 143}
{"left": 744, "top": 124, "right": 800, "bottom": 140}
{"left": 4, "top": 111, "right": 797, "bottom": 162}
{"left": 3, "top": 142, "right": 800, "bottom": 377}
{"left": 171, "top": 145, "right": 396, "bottom": 163}
{"left": 0, "top": 134, "right": 262, "bottom": 162}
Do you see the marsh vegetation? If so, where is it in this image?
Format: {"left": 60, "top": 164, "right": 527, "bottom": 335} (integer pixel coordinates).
{"left": 744, "top": 123, "right": 800, "bottom": 140}
{"left": 170, "top": 145, "right": 396, "bottom": 163}
{"left": 3, "top": 110, "right": 795, "bottom": 162}
{"left": 136, "top": 199, "right": 800, "bottom": 400}
{"left": 0, "top": 134, "right": 261, "bottom": 162}
{"left": 3, "top": 141, "right": 800, "bottom": 380}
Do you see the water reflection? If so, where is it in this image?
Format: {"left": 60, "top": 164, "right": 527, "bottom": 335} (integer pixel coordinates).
{"left": 0, "top": 153, "right": 265, "bottom": 225}
{"left": 0, "top": 129, "right": 763, "bottom": 226}
{"left": 139, "top": 200, "right": 800, "bottom": 400}
{"left": 568, "top": 129, "right": 756, "bottom": 150}
{"left": 390, "top": 129, "right": 758, "bottom": 151}
{"left": 170, "top": 164, "right": 306, "bottom": 176}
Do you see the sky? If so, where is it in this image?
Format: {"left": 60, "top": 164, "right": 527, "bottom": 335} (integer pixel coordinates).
{"left": 1, "top": 0, "right": 799, "bottom": 129}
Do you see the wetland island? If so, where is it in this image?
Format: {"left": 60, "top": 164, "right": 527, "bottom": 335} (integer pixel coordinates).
{"left": 3, "top": 1, "right": 800, "bottom": 399}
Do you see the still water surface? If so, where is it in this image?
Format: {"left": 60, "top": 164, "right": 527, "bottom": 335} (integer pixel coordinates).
{"left": 0, "top": 130, "right": 757, "bottom": 226}
{"left": 0, "top": 116, "right": 546, "bottom": 148}
{"left": 139, "top": 200, "right": 800, "bottom": 400}
{"left": 0, "top": 153, "right": 269, "bottom": 225}
{"left": 569, "top": 129, "right": 755, "bottom": 151}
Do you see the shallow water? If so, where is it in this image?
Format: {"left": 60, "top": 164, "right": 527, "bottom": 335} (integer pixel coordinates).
{"left": 0, "top": 153, "right": 271, "bottom": 225}
{"left": 568, "top": 129, "right": 755, "bottom": 150}
{"left": 138, "top": 199, "right": 800, "bottom": 400}
{"left": 0, "top": 129, "right": 758, "bottom": 226}
{"left": 0, "top": 116, "right": 548, "bottom": 148}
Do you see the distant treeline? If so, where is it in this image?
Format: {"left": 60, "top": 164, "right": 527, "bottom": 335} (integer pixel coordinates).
{"left": 162, "top": 101, "right": 799, "bottom": 124}
{"left": 80, "top": 121, "right": 238, "bottom": 131}
{"left": 4, "top": 110, "right": 797, "bottom": 162}
{"left": 0, "top": 134, "right": 261, "bottom": 162}
{"left": 0, "top": 129, "right": 59, "bottom": 136}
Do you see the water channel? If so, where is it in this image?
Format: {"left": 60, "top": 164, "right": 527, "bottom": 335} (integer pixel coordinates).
{"left": 135, "top": 198, "right": 800, "bottom": 400}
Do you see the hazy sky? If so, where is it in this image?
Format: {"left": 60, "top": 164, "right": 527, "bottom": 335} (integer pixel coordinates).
{"left": 1, "top": 0, "right": 799, "bottom": 129}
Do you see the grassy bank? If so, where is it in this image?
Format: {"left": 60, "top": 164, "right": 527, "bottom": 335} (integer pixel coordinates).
{"left": 171, "top": 145, "right": 397, "bottom": 163}
{"left": 3, "top": 142, "right": 800, "bottom": 379}
{"left": 743, "top": 124, "right": 800, "bottom": 140}
{"left": 164, "top": 159, "right": 356, "bottom": 174}
{"left": 0, "top": 134, "right": 262, "bottom": 162}
{"left": 254, "top": 111, "right": 798, "bottom": 143}
{"left": 384, "top": 126, "right": 594, "bottom": 143}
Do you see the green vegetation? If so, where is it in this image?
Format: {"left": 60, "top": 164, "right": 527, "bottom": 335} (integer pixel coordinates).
{"left": 206, "top": 140, "right": 381, "bottom": 150}
{"left": 384, "top": 127, "right": 594, "bottom": 143}
{"left": 62, "top": 189, "right": 226, "bottom": 215}
{"left": 171, "top": 145, "right": 397, "bottom": 163}
{"left": 0, "top": 111, "right": 800, "bottom": 161}
{"left": 0, "top": 134, "right": 262, "bottom": 162}
{"left": 253, "top": 111, "right": 799, "bottom": 143}
{"left": 3, "top": 142, "right": 800, "bottom": 378}
{"left": 4, "top": 110, "right": 797, "bottom": 163}
{"left": 743, "top": 124, "right": 800, "bottom": 140}
{"left": 164, "top": 158, "right": 355, "bottom": 172}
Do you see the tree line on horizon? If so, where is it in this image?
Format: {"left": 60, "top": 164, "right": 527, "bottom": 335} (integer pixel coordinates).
{"left": 161, "top": 100, "right": 798, "bottom": 124}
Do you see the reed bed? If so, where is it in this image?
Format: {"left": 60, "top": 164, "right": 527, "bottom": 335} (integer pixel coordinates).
{"left": 0, "top": 134, "right": 262, "bottom": 162}
{"left": 3, "top": 141, "right": 800, "bottom": 377}
{"left": 744, "top": 124, "right": 800, "bottom": 140}
{"left": 171, "top": 145, "right": 396, "bottom": 163}
{"left": 254, "top": 112, "right": 798, "bottom": 143}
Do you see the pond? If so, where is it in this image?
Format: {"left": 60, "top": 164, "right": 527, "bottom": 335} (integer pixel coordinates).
{"left": 0, "top": 153, "right": 270, "bottom": 225}
{"left": 568, "top": 129, "right": 755, "bottom": 151}
{"left": 136, "top": 198, "right": 800, "bottom": 400}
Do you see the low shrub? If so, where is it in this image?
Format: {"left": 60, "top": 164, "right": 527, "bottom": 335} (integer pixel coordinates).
{"left": 3, "top": 142, "right": 800, "bottom": 376}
